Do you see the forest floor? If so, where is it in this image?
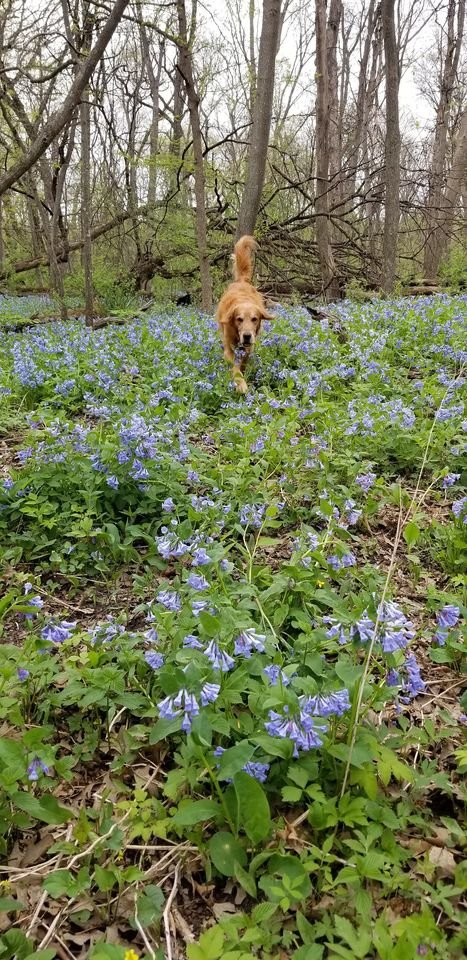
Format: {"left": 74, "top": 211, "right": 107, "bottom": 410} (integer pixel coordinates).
{"left": 0, "top": 292, "right": 465, "bottom": 960}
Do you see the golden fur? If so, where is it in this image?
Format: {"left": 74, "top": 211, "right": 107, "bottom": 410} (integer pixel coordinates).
{"left": 216, "top": 235, "right": 272, "bottom": 394}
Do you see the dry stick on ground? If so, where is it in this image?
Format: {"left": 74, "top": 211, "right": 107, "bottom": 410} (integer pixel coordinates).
{"left": 339, "top": 362, "right": 466, "bottom": 799}
{"left": 163, "top": 861, "right": 181, "bottom": 960}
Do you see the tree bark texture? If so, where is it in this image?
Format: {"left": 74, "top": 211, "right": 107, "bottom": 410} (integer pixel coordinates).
{"left": 315, "top": 0, "right": 340, "bottom": 299}
{"left": 381, "top": 0, "right": 400, "bottom": 293}
{"left": 423, "top": 0, "right": 465, "bottom": 278}
{"left": 176, "top": 0, "right": 213, "bottom": 310}
{"left": 236, "top": 0, "right": 282, "bottom": 238}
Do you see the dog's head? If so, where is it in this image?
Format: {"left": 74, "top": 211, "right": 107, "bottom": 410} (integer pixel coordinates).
{"left": 225, "top": 304, "right": 272, "bottom": 347}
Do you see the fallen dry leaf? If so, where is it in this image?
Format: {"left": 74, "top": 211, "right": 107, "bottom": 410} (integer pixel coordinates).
{"left": 428, "top": 845, "right": 456, "bottom": 877}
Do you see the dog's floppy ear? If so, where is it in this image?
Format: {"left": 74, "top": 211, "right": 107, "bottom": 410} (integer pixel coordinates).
{"left": 261, "top": 308, "right": 274, "bottom": 321}
{"left": 219, "top": 304, "right": 238, "bottom": 326}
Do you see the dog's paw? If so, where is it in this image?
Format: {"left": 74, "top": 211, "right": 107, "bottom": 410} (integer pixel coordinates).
{"left": 235, "top": 377, "right": 248, "bottom": 394}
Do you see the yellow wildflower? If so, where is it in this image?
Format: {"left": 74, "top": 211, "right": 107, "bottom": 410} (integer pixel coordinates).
{"left": 124, "top": 950, "right": 139, "bottom": 960}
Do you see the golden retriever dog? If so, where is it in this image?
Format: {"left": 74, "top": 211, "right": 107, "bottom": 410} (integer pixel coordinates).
{"left": 216, "top": 235, "right": 272, "bottom": 394}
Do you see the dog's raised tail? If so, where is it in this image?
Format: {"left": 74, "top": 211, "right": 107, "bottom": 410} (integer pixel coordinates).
{"left": 233, "top": 235, "right": 258, "bottom": 282}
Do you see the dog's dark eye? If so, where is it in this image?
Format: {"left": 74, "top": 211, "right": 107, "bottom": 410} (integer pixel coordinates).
{"left": 235, "top": 316, "right": 243, "bottom": 324}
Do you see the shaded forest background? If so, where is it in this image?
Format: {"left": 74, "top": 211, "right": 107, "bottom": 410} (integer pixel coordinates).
{"left": 0, "top": 0, "right": 466, "bottom": 315}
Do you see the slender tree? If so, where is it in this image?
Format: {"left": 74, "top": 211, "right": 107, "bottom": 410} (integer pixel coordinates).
{"left": 381, "top": 0, "right": 400, "bottom": 293}
{"left": 176, "top": 0, "right": 213, "bottom": 309}
{"left": 315, "top": 0, "right": 340, "bottom": 298}
{"left": 236, "top": 0, "right": 282, "bottom": 238}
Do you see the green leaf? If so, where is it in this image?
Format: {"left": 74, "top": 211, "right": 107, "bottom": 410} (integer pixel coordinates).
{"left": 403, "top": 520, "right": 420, "bottom": 547}
{"left": 11, "top": 792, "right": 72, "bottom": 825}
{"left": 251, "top": 902, "right": 277, "bottom": 923}
{"left": 216, "top": 741, "right": 255, "bottom": 780}
{"left": 234, "top": 861, "right": 257, "bottom": 898}
{"left": 281, "top": 786, "right": 303, "bottom": 803}
{"left": 172, "top": 800, "right": 222, "bottom": 827}
{"left": 134, "top": 883, "right": 165, "bottom": 928}
{"left": 187, "top": 925, "right": 225, "bottom": 960}
{"left": 233, "top": 771, "right": 271, "bottom": 844}
{"left": 43, "top": 869, "right": 77, "bottom": 898}
{"left": 198, "top": 611, "right": 222, "bottom": 637}
{"left": 208, "top": 832, "right": 247, "bottom": 877}
{"left": 94, "top": 866, "right": 116, "bottom": 892}
{"left": 149, "top": 717, "right": 182, "bottom": 743}
{"left": 0, "top": 897, "right": 25, "bottom": 912}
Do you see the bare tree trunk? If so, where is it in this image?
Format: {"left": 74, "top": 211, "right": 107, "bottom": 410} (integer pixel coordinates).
{"left": 381, "top": 0, "right": 400, "bottom": 293}
{"left": 424, "top": 0, "right": 465, "bottom": 278}
{"left": 248, "top": 0, "right": 257, "bottom": 116}
{"left": 176, "top": 0, "right": 213, "bottom": 310}
{"left": 0, "top": 197, "right": 3, "bottom": 277}
{"left": 81, "top": 3, "right": 94, "bottom": 325}
{"left": 0, "top": 0, "right": 130, "bottom": 197}
{"left": 327, "top": 0, "right": 343, "bottom": 233}
{"left": 140, "top": 22, "right": 164, "bottom": 211}
{"left": 315, "top": 0, "right": 340, "bottom": 299}
{"left": 236, "top": 0, "right": 282, "bottom": 238}
{"left": 443, "top": 107, "right": 467, "bottom": 242}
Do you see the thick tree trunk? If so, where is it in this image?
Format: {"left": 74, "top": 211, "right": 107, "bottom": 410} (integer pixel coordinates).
{"left": 236, "top": 0, "right": 282, "bottom": 238}
{"left": 0, "top": 0, "right": 130, "bottom": 197}
{"left": 424, "top": 0, "right": 465, "bottom": 278}
{"left": 176, "top": 0, "right": 213, "bottom": 310}
{"left": 381, "top": 0, "right": 400, "bottom": 293}
{"left": 315, "top": 0, "right": 340, "bottom": 299}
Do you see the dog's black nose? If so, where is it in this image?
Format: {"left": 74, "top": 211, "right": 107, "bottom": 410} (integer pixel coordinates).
{"left": 243, "top": 334, "right": 252, "bottom": 344}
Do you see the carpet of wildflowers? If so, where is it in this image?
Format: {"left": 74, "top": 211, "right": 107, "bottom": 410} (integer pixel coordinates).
{"left": 0, "top": 293, "right": 465, "bottom": 960}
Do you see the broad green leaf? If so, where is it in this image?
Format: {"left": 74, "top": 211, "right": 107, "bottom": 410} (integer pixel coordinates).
{"left": 0, "top": 897, "right": 25, "bottom": 911}
{"left": 233, "top": 771, "right": 271, "bottom": 844}
{"left": 43, "top": 869, "right": 77, "bottom": 898}
{"left": 172, "top": 800, "right": 222, "bottom": 827}
{"left": 134, "top": 883, "right": 165, "bottom": 928}
{"left": 94, "top": 866, "right": 116, "bottom": 892}
{"left": 187, "top": 925, "right": 225, "bottom": 960}
{"left": 216, "top": 741, "right": 255, "bottom": 780}
{"left": 208, "top": 831, "right": 247, "bottom": 877}
{"left": 11, "top": 792, "right": 72, "bottom": 825}
{"left": 148, "top": 717, "right": 182, "bottom": 743}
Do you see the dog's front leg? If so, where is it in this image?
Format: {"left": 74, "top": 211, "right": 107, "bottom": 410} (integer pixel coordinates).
{"left": 223, "top": 340, "right": 248, "bottom": 394}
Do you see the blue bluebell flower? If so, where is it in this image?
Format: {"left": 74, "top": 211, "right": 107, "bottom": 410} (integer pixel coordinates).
{"left": 355, "top": 471, "right": 376, "bottom": 492}
{"left": 27, "top": 757, "right": 49, "bottom": 781}
{"left": 41, "top": 620, "right": 76, "bottom": 644}
{"left": 156, "top": 590, "right": 181, "bottom": 612}
{"left": 144, "top": 650, "right": 164, "bottom": 669}
{"left": 263, "top": 665, "right": 290, "bottom": 686}
{"left": 187, "top": 572, "right": 209, "bottom": 591}
{"left": 204, "top": 641, "right": 235, "bottom": 672}
{"left": 234, "top": 628, "right": 266, "bottom": 657}
{"left": 183, "top": 634, "right": 203, "bottom": 649}
{"left": 200, "top": 682, "right": 220, "bottom": 706}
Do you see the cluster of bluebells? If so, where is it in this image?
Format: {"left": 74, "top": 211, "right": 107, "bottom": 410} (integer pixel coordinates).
{"left": 434, "top": 604, "right": 461, "bottom": 645}
{"left": 323, "top": 599, "right": 416, "bottom": 656}
{"left": 213, "top": 747, "right": 270, "bottom": 784}
{"left": 452, "top": 496, "right": 467, "bottom": 523}
{"left": 387, "top": 654, "right": 425, "bottom": 702}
